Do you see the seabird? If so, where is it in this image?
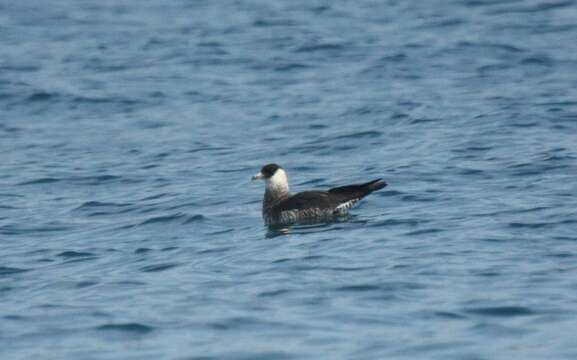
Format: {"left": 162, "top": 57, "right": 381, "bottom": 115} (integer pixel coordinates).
{"left": 252, "top": 164, "right": 387, "bottom": 225}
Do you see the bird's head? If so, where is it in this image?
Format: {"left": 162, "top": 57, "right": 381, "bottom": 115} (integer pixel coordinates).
{"left": 252, "top": 163, "right": 289, "bottom": 192}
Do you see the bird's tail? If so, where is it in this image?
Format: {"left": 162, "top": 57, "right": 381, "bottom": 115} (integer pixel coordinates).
{"left": 364, "top": 178, "right": 387, "bottom": 192}
{"left": 328, "top": 178, "right": 387, "bottom": 198}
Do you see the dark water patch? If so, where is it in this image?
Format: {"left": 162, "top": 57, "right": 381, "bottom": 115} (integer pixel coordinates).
{"left": 206, "top": 316, "right": 300, "bottom": 332}
{"left": 335, "top": 282, "right": 426, "bottom": 293}
{"left": 400, "top": 194, "right": 436, "bottom": 202}
{"left": 26, "top": 91, "right": 60, "bottom": 102}
{"left": 57, "top": 251, "right": 97, "bottom": 259}
{"left": 215, "top": 167, "right": 253, "bottom": 174}
{"left": 165, "top": 201, "right": 201, "bottom": 211}
{"left": 18, "top": 175, "right": 138, "bottom": 186}
{"left": 76, "top": 281, "right": 99, "bottom": 288}
{"left": 74, "top": 201, "right": 135, "bottom": 216}
{"left": 70, "top": 175, "right": 140, "bottom": 185}
{"left": 464, "top": 0, "right": 524, "bottom": 7}
{"left": 491, "top": 0, "right": 575, "bottom": 14}
{"left": 0, "top": 193, "right": 24, "bottom": 198}
{"left": 341, "top": 104, "right": 389, "bottom": 117}
{"left": 324, "top": 265, "right": 378, "bottom": 272}
{"left": 405, "top": 228, "right": 443, "bottom": 236}
{"left": 478, "top": 63, "right": 512, "bottom": 75}
{"left": 75, "top": 201, "right": 131, "bottom": 209}
{"left": 18, "top": 177, "right": 61, "bottom": 185}
{"left": 297, "top": 178, "right": 325, "bottom": 186}
{"left": 135, "top": 247, "right": 153, "bottom": 254}
{"left": 379, "top": 190, "right": 403, "bottom": 197}
{"left": 520, "top": 55, "right": 553, "bottom": 67}
{"left": 183, "top": 214, "right": 206, "bottom": 224}
{"left": 161, "top": 246, "right": 179, "bottom": 252}
{"left": 452, "top": 145, "right": 493, "bottom": 154}
{"left": 197, "top": 247, "right": 232, "bottom": 255}
{"left": 335, "top": 284, "right": 381, "bottom": 292}
{"left": 253, "top": 18, "right": 297, "bottom": 27}
{"left": 0, "top": 266, "right": 30, "bottom": 276}
{"left": 465, "top": 306, "right": 535, "bottom": 317}
{"left": 368, "top": 218, "right": 425, "bottom": 228}
{"left": 140, "top": 193, "right": 175, "bottom": 201}
{"left": 295, "top": 43, "right": 347, "bottom": 53}
{"left": 139, "top": 213, "right": 204, "bottom": 225}
{"left": 433, "top": 311, "right": 468, "bottom": 320}
{"left": 0, "top": 224, "right": 74, "bottom": 235}
{"left": 140, "top": 213, "right": 187, "bottom": 225}
{"left": 206, "top": 229, "right": 234, "bottom": 236}
{"left": 508, "top": 222, "right": 554, "bottom": 229}
{"left": 331, "top": 130, "right": 382, "bottom": 140}
{"left": 0, "top": 124, "right": 21, "bottom": 133}
{"left": 96, "top": 323, "right": 154, "bottom": 334}
{"left": 546, "top": 252, "right": 574, "bottom": 259}
{"left": 140, "top": 263, "right": 179, "bottom": 273}
{"left": 410, "top": 118, "right": 440, "bottom": 125}
{"left": 258, "top": 289, "right": 291, "bottom": 298}
{"left": 273, "top": 63, "right": 313, "bottom": 72}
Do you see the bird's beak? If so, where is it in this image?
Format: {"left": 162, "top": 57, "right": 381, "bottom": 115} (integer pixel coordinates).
{"left": 252, "top": 172, "right": 264, "bottom": 181}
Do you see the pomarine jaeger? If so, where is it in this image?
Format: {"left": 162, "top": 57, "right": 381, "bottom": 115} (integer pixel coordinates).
{"left": 252, "top": 164, "right": 387, "bottom": 225}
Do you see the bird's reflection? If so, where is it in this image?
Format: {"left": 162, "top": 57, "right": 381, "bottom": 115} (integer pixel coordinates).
{"left": 264, "top": 214, "right": 368, "bottom": 239}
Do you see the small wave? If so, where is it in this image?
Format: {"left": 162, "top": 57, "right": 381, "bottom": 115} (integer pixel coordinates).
{"left": 140, "top": 263, "right": 179, "bottom": 272}
{"left": 252, "top": 19, "right": 297, "bottom": 27}
{"left": 96, "top": 323, "right": 154, "bottom": 334}
{"left": 18, "top": 177, "right": 61, "bottom": 185}
{"left": 258, "top": 289, "right": 291, "bottom": 298}
{"left": 57, "top": 251, "right": 96, "bottom": 259}
{"left": 0, "top": 224, "right": 73, "bottom": 235}
{"left": 295, "top": 43, "right": 346, "bottom": 53}
{"left": 335, "top": 284, "right": 381, "bottom": 292}
{"left": 183, "top": 214, "right": 206, "bottom": 224}
{"left": 405, "top": 228, "right": 443, "bottom": 236}
{"left": 75, "top": 281, "right": 98, "bottom": 288}
{"left": 520, "top": 55, "right": 553, "bottom": 66}
{"left": 18, "top": 175, "right": 138, "bottom": 186}
{"left": 139, "top": 213, "right": 205, "bottom": 225}
{"left": 490, "top": 0, "right": 574, "bottom": 14}
{"left": 76, "top": 201, "right": 130, "bottom": 209}
{"left": 433, "top": 311, "right": 467, "bottom": 320}
{"left": 331, "top": 130, "right": 382, "bottom": 140}
{"left": 410, "top": 118, "right": 440, "bottom": 125}
{"left": 273, "top": 63, "right": 312, "bottom": 72}
{"left": 0, "top": 266, "right": 30, "bottom": 276}
{"left": 139, "top": 214, "right": 186, "bottom": 225}
{"left": 74, "top": 201, "right": 134, "bottom": 217}
{"left": 465, "top": 306, "right": 535, "bottom": 317}
{"left": 134, "top": 247, "right": 153, "bottom": 254}
{"left": 335, "top": 282, "right": 426, "bottom": 293}
{"left": 26, "top": 91, "right": 59, "bottom": 102}
{"left": 508, "top": 222, "right": 552, "bottom": 229}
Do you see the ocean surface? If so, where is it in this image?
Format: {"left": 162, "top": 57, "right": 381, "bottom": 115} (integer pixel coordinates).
{"left": 2, "top": 0, "right": 577, "bottom": 359}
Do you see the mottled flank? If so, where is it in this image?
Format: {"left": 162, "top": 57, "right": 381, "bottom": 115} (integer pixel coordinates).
{"left": 2, "top": 0, "right": 577, "bottom": 359}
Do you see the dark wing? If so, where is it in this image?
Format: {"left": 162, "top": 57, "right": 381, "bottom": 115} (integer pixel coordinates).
{"left": 273, "top": 179, "right": 387, "bottom": 213}
{"left": 272, "top": 191, "right": 337, "bottom": 212}
{"left": 328, "top": 179, "right": 387, "bottom": 204}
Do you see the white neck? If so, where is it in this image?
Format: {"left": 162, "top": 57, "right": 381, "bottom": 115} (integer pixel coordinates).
{"left": 263, "top": 169, "right": 290, "bottom": 210}
{"left": 265, "top": 168, "right": 290, "bottom": 194}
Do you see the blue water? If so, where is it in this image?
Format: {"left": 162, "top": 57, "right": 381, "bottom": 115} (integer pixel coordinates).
{"left": 2, "top": 0, "right": 577, "bottom": 359}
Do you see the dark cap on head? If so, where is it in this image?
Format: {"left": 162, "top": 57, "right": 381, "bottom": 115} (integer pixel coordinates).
{"left": 260, "top": 163, "right": 282, "bottom": 178}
